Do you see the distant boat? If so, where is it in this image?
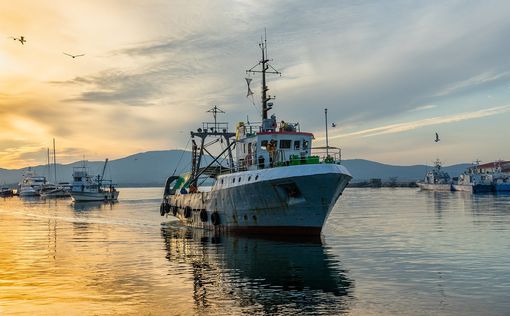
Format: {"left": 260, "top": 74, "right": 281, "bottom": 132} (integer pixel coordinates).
{"left": 417, "top": 159, "right": 452, "bottom": 191}
{"left": 0, "top": 186, "right": 14, "bottom": 197}
{"left": 452, "top": 162, "right": 493, "bottom": 193}
{"left": 40, "top": 139, "right": 71, "bottom": 198}
{"left": 18, "top": 167, "right": 46, "bottom": 197}
{"left": 70, "top": 159, "right": 119, "bottom": 202}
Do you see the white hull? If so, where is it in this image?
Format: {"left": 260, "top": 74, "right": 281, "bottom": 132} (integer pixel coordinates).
{"left": 417, "top": 182, "right": 452, "bottom": 191}
{"left": 164, "top": 164, "right": 352, "bottom": 235}
{"left": 452, "top": 184, "right": 473, "bottom": 192}
{"left": 71, "top": 191, "right": 119, "bottom": 202}
{"left": 18, "top": 187, "right": 39, "bottom": 197}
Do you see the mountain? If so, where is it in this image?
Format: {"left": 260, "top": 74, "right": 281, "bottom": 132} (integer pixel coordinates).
{"left": 0, "top": 150, "right": 190, "bottom": 187}
{"left": 342, "top": 159, "right": 471, "bottom": 182}
{"left": 0, "top": 150, "right": 472, "bottom": 187}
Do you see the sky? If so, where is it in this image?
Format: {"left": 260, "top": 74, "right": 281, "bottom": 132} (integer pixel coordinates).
{"left": 1, "top": 0, "right": 510, "bottom": 169}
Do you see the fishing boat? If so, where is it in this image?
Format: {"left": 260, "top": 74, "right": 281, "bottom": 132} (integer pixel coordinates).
{"left": 70, "top": 159, "right": 119, "bottom": 202}
{"left": 452, "top": 162, "right": 493, "bottom": 193}
{"left": 417, "top": 159, "right": 452, "bottom": 191}
{"left": 18, "top": 167, "right": 46, "bottom": 197}
{"left": 160, "top": 35, "right": 352, "bottom": 235}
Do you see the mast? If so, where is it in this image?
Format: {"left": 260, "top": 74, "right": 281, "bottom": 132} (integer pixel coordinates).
{"left": 47, "top": 148, "right": 51, "bottom": 181}
{"left": 325, "top": 108, "right": 329, "bottom": 158}
{"left": 101, "top": 158, "right": 109, "bottom": 181}
{"left": 246, "top": 30, "right": 280, "bottom": 120}
{"left": 53, "top": 138, "right": 57, "bottom": 183}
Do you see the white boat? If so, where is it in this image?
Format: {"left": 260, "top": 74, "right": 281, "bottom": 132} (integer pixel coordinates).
{"left": 452, "top": 161, "right": 494, "bottom": 193}
{"left": 160, "top": 35, "right": 352, "bottom": 235}
{"left": 417, "top": 160, "right": 452, "bottom": 191}
{"left": 70, "top": 159, "right": 119, "bottom": 202}
{"left": 18, "top": 167, "right": 46, "bottom": 196}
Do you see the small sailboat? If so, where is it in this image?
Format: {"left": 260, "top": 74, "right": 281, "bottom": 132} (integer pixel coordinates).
{"left": 40, "top": 139, "right": 71, "bottom": 198}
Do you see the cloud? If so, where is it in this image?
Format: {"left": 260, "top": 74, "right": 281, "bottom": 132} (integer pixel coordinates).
{"left": 324, "top": 105, "right": 510, "bottom": 140}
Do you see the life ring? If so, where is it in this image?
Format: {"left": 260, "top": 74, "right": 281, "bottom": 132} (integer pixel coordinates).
{"left": 245, "top": 154, "right": 252, "bottom": 166}
{"left": 184, "top": 206, "right": 192, "bottom": 218}
{"left": 211, "top": 212, "right": 220, "bottom": 226}
{"left": 200, "top": 209, "right": 208, "bottom": 222}
{"left": 159, "top": 203, "right": 165, "bottom": 216}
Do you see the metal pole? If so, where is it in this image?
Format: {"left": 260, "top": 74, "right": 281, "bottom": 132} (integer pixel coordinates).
{"left": 53, "top": 138, "right": 57, "bottom": 183}
{"left": 325, "top": 108, "right": 329, "bottom": 158}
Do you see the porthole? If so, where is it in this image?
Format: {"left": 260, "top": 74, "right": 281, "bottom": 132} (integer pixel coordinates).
{"left": 248, "top": 176, "right": 251, "bottom": 181}
{"left": 255, "top": 175, "right": 259, "bottom": 180}
{"left": 238, "top": 177, "right": 241, "bottom": 182}
{"left": 232, "top": 178, "right": 235, "bottom": 183}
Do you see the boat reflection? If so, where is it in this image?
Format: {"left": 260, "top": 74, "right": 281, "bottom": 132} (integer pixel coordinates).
{"left": 71, "top": 201, "right": 116, "bottom": 212}
{"left": 160, "top": 225, "right": 353, "bottom": 314}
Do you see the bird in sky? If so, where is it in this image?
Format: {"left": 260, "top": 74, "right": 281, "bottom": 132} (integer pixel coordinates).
{"left": 9, "top": 36, "right": 26, "bottom": 45}
{"left": 331, "top": 123, "right": 336, "bottom": 128}
{"left": 63, "top": 52, "right": 85, "bottom": 59}
{"left": 435, "top": 132, "right": 440, "bottom": 142}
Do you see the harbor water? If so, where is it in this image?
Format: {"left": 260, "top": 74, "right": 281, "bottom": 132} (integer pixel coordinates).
{"left": 1, "top": 188, "right": 509, "bottom": 315}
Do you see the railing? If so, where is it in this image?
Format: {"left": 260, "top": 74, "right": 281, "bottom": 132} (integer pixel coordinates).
{"left": 200, "top": 122, "right": 229, "bottom": 133}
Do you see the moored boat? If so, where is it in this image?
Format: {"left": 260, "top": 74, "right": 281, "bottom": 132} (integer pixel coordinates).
{"left": 417, "top": 160, "right": 452, "bottom": 191}
{"left": 0, "top": 186, "right": 14, "bottom": 197}
{"left": 18, "top": 167, "right": 46, "bottom": 197}
{"left": 160, "top": 35, "right": 352, "bottom": 235}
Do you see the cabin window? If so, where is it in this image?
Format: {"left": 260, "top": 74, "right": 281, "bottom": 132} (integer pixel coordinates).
{"left": 248, "top": 176, "right": 251, "bottom": 181}
{"left": 243, "top": 143, "right": 246, "bottom": 152}
{"left": 238, "top": 177, "right": 241, "bottom": 182}
{"left": 232, "top": 178, "right": 235, "bottom": 183}
{"left": 303, "top": 140, "right": 309, "bottom": 150}
{"left": 261, "top": 140, "right": 268, "bottom": 148}
{"left": 294, "top": 140, "right": 300, "bottom": 149}
{"left": 279, "top": 140, "right": 291, "bottom": 149}
{"left": 255, "top": 175, "right": 259, "bottom": 180}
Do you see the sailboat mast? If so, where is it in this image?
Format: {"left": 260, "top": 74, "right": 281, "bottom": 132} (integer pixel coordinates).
{"left": 53, "top": 138, "right": 57, "bottom": 183}
{"left": 47, "top": 148, "right": 51, "bottom": 181}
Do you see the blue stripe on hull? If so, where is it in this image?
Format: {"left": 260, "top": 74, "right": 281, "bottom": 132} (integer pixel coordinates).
{"left": 494, "top": 183, "right": 510, "bottom": 192}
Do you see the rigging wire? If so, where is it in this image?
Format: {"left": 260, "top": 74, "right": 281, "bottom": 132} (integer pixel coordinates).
{"left": 172, "top": 137, "right": 191, "bottom": 176}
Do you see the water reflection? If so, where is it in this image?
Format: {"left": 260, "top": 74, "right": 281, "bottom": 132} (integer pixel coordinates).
{"left": 160, "top": 225, "right": 353, "bottom": 315}
{"left": 71, "top": 201, "right": 116, "bottom": 212}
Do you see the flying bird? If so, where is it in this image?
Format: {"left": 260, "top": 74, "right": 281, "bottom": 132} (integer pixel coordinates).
{"left": 435, "top": 132, "right": 440, "bottom": 142}
{"left": 63, "top": 52, "right": 85, "bottom": 59}
{"left": 9, "top": 36, "right": 26, "bottom": 45}
{"left": 331, "top": 123, "right": 336, "bottom": 128}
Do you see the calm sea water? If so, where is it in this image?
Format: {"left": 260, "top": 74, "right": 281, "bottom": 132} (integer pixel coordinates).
{"left": 1, "top": 188, "right": 509, "bottom": 315}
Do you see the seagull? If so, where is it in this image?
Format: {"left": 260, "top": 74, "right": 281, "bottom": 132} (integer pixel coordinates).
{"left": 435, "top": 132, "right": 440, "bottom": 142}
{"left": 63, "top": 52, "right": 85, "bottom": 59}
{"left": 9, "top": 36, "right": 26, "bottom": 45}
{"left": 331, "top": 123, "right": 336, "bottom": 128}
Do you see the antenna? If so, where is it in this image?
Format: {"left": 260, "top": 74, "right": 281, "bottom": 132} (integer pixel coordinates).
{"left": 207, "top": 105, "right": 225, "bottom": 132}
{"left": 246, "top": 30, "right": 281, "bottom": 120}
